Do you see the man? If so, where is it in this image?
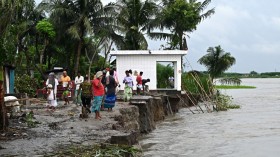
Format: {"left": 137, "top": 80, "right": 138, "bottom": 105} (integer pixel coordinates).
{"left": 61, "top": 70, "right": 71, "bottom": 105}
{"left": 74, "top": 71, "right": 84, "bottom": 105}
{"left": 168, "top": 76, "right": 174, "bottom": 88}
{"left": 136, "top": 71, "right": 143, "bottom": 95}
{"left": 78, "top": 75, "right": 92, "bottom": 114}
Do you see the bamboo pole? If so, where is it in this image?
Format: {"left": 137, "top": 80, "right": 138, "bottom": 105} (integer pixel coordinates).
{"left": 166, "top": 96, "right": 173, "bottom": 115}
{"left": 176, "top": 94, "right": 195, "bottom": 114}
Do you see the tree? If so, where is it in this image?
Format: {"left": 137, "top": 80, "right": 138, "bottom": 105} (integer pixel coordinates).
{"left": 36, "top": 19, "right": 56, "bottom": 64}
{"left": 0, "top": 66, "right": 8, "bottom": 130}
{"left": 250, "top": 71, "right": 258, "bottom": 75}
{"left": 157, "top": 63, "right": 174, "bottom": 88}
{"left": 198, "top": 45, "right": 236, "bottom": 82}
{"left": 149, "top": 0, "right": 215, "bottom": 50}
{"left": 111, "top": 0, "right": 159, "bottom": 50}
{"left": 0, "top": 0, "right": 22, "bottom": 36}
{"left": 84, "top": 36, "right": 105, "bottom": 78}
{"left": 42, "top": 0, "right": 104, "bottom": 76}
{"left": 0, "top": 0, "right": 39, "bottom": 130}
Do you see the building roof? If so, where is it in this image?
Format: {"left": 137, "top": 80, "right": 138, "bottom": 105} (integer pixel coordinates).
{"left": 110, "top": 50, "right": 188, "bottom": 56}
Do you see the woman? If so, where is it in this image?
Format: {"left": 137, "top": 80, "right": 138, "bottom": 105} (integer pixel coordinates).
{"left": 123, "top": 70, "right": 133, "bottom": 102}
{"left": 46, "top": 72, "right": 58, "bottom": 107}
{"left": 104, "top": 70, "right": 117, "bottom": 111}
{"left": 91, "top": 71, "right": 105, "bottom": 120}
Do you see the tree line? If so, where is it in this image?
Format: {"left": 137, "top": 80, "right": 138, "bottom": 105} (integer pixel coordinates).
{"left": 0, "top": 0, "right": 216, "bottom": 130}
{"left": 0, "top": 0, "right": 215, "bottom": 79}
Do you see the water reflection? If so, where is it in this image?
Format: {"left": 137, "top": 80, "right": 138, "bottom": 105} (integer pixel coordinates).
{"left": 140, "top": 78, "right": 280, "bottom": 157}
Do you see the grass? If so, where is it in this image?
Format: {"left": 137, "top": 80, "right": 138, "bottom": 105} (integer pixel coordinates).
{"left": 46, "top": 143, "right": 141, "bottom": 157}
{"left": 215, "top": 85, "right": 256, "bottom": 89}
{"left": 215, "top": 94, "right": 241, "bottom": 111}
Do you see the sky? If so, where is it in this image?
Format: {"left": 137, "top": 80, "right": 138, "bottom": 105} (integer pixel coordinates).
{"left": 104, "top": 0, "right": 280, "bottom": 73}
{"left": 37, "top": 0, "right": 280, "bottom": 73}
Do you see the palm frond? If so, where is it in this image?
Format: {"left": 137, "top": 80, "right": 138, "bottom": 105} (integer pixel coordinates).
{"left": 148, "top": 32, "right": 172, "bottom": 40}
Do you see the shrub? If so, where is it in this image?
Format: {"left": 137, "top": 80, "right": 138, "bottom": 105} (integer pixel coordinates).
{"left": 15, "top": 74, "right": 40, "bottom": 97}
{"left": 214, "top": 92, "right": 240, "bottom": 111}
{"left": 181, "top": 71, "right": 214, "bottom": 96}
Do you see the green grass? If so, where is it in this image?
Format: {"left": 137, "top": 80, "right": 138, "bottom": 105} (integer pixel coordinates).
{"left": 215, "top": 94, "right": 241, "bottom": 111}
{"left": 46, "top": 144, "right": 141, "bottom": 157}
{"left": 215, "top": 85, "right": 256, "bottom": 89}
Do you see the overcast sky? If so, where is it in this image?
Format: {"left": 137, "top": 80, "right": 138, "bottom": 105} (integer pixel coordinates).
{"left": 103, "top": 0, "right": 280, "bottom": 73}
{"left": 38, "top": 0, "right": 280, "bottom": 73}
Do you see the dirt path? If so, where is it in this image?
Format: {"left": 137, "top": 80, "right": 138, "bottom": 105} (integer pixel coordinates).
{"left": 0, "top": 101, "right": 130, "bottom": 156}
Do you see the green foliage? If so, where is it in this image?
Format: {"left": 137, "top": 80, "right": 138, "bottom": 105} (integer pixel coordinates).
{"left": 162, "top": 0, "right": 199, "bottom": 49}
{"left": 152, "top": 0, "right": 214, "bottom": 49}
{"left": 36, "top": 19, "right": 56, "bottom": 38}
{"left": 220, "top": 72, "right": 280, "bottom": 78}
{"left": 215, "top": 85, "right": 256, "bottom": 89}
{"left": 198, "top": 45, "right": 236, "bottom": 81}
{"left": 250, "top": 71, "right": 258, "bottom": 75}
{"left": 15, "top": 74, "right": 40, "bottom": 97}
{"left": 26, "top": 111, "right": 36, "bottom": 128}
{"left": 0, "top": 66, "right": 3, "bottom": 81}
{"left": 116, "top": 0, "right": 158, "bottom": 50}
{"left": 156, "top": 63, "right": 174, "bottom": 88}
{"left": 218, "top": 77, "right": 241, "bottom": 85}
{"left": 49, "top": 144, "right": 141, "bottom": 157}
{"left": 0, "top": 26, "right": 18, "bottom": 65}
{"left": 181, "top": 71, "right": 213, "bottom": 96}
{"left": 260, "top": 72, "right": 280, "bottom": 77}
{"left": 214, "top": 93, "right": 240, "bottom": 111}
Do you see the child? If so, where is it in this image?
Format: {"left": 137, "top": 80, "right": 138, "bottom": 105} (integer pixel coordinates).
{"left": 62, "top": 82, "right": 71, "bottom": 105}
{"left": 46, "top": 84, "right": 57, "bottom": 111}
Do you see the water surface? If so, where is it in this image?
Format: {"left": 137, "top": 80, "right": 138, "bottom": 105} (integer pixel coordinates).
{"left": 140, "top": 78, "right": 280, "bottom": 157}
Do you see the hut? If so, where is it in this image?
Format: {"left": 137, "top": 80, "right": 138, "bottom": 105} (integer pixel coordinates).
{"left": 110, "top": 50, "right": 187, "bottom": 93}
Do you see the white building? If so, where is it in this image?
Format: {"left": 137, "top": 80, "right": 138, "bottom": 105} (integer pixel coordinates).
{"left": 110, "top": 50, "right": 188, "bottom": 91}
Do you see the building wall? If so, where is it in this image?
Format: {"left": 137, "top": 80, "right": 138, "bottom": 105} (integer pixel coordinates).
{"left": 116, "top": 54, "right": 182, "bottom": 91}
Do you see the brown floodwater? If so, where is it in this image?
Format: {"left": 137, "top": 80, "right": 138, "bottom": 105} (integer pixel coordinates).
{"left": 140, "top": 78, "right": 280, "bottom": 157}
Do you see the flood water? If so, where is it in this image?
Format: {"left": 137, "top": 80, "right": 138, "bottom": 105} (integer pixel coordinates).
{"left": 140, "top": 78, "right": 280, "bottom": 157}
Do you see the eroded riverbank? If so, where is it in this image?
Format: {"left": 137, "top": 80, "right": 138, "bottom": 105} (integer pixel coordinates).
{"left": 0, "top": 94, "right": 184, "bottom": 156}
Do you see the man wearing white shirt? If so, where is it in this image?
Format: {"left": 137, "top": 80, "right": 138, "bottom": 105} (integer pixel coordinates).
{"left": 74, "top": 71, "right": 84, "bottom": 105}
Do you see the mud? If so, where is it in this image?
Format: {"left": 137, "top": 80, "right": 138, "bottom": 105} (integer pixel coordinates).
{"left": 0, "top": 101, "right": 131, "bottom": 156}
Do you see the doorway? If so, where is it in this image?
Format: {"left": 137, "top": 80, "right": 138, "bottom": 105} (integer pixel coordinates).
{"left": 156, "top": 61, "right": 176, "bottom": 89}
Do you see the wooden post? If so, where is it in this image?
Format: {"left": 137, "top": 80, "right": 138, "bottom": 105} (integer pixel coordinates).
{"left": 0, "top": 66, "right": 8, "bottom": 130}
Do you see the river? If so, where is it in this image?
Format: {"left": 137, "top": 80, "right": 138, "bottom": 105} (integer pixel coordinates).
{"left": 140, "top": 78, "right": 280, "bottom": 157}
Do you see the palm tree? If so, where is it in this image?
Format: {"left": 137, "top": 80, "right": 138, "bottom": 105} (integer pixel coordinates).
{"left": 41, "top": 0, "right": 104, "bottom": 76}
{"left": 110, "top": 0, "right": 159, "bottom": 50}
{"left": 0, "top": 0, "right": 19, "bottom": 36}
{"left": 198, "top": 45, "right": 236, "bottom": 82}
{"left": 149, "top": 0, "right": 215, "bottom": 50}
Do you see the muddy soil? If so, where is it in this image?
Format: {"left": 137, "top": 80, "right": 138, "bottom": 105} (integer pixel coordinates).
{"left": 0, "top": 101, "right": 130, "bottom": 156}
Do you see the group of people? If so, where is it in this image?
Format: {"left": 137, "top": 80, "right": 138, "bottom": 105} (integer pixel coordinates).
{"left": 45, "top": 69, "right": 119, "bottom": 120}
{"left": 123, "top": 70, "right": 150, "bottom": 101}
{"left": 45, "top": 68, "right": 150, "bottom": 119}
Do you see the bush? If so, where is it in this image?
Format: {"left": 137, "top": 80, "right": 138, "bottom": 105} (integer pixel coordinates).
{"left": 214, "top": 92, "right": 240, "bottom": 111}
{"left": 181, "top": 71, "right": 213, "bottom": 96}
{"left": 15, "top": 74, "right": 40, "bottom": 97}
